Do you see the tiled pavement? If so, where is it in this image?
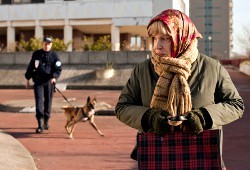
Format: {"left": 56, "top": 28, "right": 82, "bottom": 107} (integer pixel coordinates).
{"left": 0, "top": 66, "right": 249, "bottom": 170}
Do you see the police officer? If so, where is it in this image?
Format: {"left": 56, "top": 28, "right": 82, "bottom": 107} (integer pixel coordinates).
{"left": 25, "top": 36, "right": 62, "bottom": 133}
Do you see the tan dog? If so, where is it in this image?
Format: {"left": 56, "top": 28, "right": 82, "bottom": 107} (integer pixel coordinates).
{"left": 61, "top": 96, "right": 104, "bottom": 139}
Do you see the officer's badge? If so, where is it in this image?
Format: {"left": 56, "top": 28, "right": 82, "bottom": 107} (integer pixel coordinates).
{"left": 35, "top": 60, "right": 39, "bottom": 68}
{"left": 56, "top": 61, "right": 62, "bottom": 67}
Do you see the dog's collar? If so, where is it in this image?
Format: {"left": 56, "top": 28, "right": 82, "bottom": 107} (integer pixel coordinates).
{"left": 80, "top": 108, "right": 88, "bottom": 118}
{"left": 81, "top": 107, "right": 95, "bottom": 118}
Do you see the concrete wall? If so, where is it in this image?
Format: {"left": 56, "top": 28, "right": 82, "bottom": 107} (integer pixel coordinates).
{"left": 0, "top": 51, "right": 152, "bottom": 65}
{"left": 239, "top": 63, "right": 250, "bottom": 76}
{"left": 0, "top": 51, "right": 153, "bottom": 89}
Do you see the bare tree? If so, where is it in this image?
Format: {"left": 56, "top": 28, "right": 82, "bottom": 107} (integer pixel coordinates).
{"left": 237, "top": 25, "right": 250, "bottom": 57}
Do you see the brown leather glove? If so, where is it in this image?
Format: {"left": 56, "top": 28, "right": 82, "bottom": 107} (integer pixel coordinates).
{"left": 184, "top": 108, "right": 212, "bottom": 135}
{"left": 142, "top": 108, "right": 171, "bottom": 137}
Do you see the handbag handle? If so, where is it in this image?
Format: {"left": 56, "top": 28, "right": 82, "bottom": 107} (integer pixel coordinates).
{"left": 167, "top": 115, "right": 187, "bottom": 128}
{"left": 168, "top": 115, "right": 187, "bottom": 122}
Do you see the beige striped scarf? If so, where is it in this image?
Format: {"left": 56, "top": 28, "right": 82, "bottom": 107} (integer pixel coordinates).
{"left": 150, "top": 39, "right": 199, "bottom": 126}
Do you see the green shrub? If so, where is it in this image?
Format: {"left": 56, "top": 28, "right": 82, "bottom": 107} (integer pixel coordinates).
{"left": 16, "top": 35, "right": 42, "bottom": 51}
{"left": 105, "top": 61, "right": 114, "bottom": 69}
{"left": 241, "top": 60, "right": 250, "bottom": 65}
{"left": 121, "top": 40, "right": 130, "bottom": 51}
{"left": 51, "top": 38, "right": 71, "bottom": 51}
{"left": 91, "top": 35, "right": 111, "bottom": 51}
{"left": 83, "top": 36, "right": 94, "bottom": 51}
{"left": 16, "top": 35, "right": 71, "bottom": 51}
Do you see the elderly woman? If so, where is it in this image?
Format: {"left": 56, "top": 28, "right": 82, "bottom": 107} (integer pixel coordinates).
{"left": 115, "top": 9, "right": 244, "bottom": 168}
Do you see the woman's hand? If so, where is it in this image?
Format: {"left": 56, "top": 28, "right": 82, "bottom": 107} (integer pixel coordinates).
{"left": 142, "top": 108, "right": 171, "bottom": 137}
{"left": 184, "top": 109, "right": 206, "bottom": 134}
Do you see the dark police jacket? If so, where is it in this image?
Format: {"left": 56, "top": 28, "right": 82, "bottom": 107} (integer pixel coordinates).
{"left": 25, "top": 49, "right": 62, "bottom": 84}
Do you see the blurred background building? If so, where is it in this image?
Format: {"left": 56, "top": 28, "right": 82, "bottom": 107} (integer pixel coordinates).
{"left": 190, "top": 0, "right": 233, "bottom": 59}
{"left": 0, "top": 0, "right": 188, "bottom": 52}
{"left": 0, "top": 0, "right": 233, "bottom": 59}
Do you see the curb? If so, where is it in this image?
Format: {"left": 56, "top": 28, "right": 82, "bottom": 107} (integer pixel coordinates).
{"left": 0, "top": 104, "right": 116, "bottom": 116}
{"left": 0, "top": 131, "right": 37, "bottom": 170}
{"left": 0, "top": 85, "right": 124, "bottom": 90}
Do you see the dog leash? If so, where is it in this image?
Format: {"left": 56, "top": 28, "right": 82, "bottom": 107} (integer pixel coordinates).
{"left": 53, "top": 84, "right": 74, "bottom": 107}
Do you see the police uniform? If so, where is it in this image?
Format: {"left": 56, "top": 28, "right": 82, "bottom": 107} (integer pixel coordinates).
{"left": 25, "top": 47, "right": 62, "bottom": 132}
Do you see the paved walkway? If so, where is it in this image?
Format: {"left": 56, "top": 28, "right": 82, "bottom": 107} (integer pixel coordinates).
{"left": 0, "top": 67, "right": 250, "bottom": 170}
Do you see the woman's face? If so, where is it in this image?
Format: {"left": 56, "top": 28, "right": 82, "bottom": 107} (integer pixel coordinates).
{"left": 152, "top": 34, "right": 171, "bottom": 57}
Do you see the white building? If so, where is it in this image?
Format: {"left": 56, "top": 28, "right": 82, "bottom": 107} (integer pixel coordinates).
{"left": 0, "top": 0, "right": 189, "bottom": 52}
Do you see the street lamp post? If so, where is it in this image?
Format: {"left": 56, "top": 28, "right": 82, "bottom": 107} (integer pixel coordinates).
{"left": 208, "top": 36, "right": 212, "bottom": 57}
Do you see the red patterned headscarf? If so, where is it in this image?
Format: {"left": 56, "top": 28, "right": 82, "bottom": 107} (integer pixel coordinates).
{"left": 147, "top": 9, "right": 202, "bottom": 58}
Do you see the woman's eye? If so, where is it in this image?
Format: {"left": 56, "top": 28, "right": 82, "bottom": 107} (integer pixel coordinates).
{"left": 162, "top": 37, "right": 170, "bottom": 41}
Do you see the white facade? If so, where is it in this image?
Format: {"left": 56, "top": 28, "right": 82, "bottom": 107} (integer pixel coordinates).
{"left": 0, "top": 0, "right": 189, "bottom": 52}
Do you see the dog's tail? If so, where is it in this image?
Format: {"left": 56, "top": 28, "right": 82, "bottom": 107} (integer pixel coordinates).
{"left": 61, "top": 105, "right": 73, "bottom": 110}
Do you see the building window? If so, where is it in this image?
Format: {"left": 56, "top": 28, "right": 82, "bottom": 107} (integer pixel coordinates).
{"left": 205, "top": 23, "right": 213, "bottom": 26}
{"left": 31, "top": 0, "right": 44, "bottom": 3}
{"left": 1, "top": 0, "right": 42, "bottom": 3}
{"left": 1, "top": 0, "right": 12, "bottom": 4}
{"left": 13, "top": 0, "right": 31, "bottom": 3}
{"left": 131, "top": 36, "right": 141, "bottom": 51}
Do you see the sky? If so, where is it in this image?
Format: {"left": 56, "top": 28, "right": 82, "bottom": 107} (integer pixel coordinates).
{"left": 232, "top": 0, "right": 250, "bottom": 55}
